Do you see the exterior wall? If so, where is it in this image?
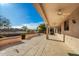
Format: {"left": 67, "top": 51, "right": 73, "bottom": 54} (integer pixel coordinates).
{"left": 58, "top": 8, "right": 79, "bottom": 53}
{"left": 0, "top": 36, "right": 21, "bottom": 46}
{"left": 61, "top": 17, "right": 79, "bottom": 38}
{"left": 56, "top": 33, "right": 79, "bottom": 53}
{"left": 60, "top": 18, "right": 79, "bottom": 53}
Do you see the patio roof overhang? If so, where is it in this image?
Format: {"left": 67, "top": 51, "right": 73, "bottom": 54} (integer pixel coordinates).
{"left": 33, "top": 3, "right": 79, "bottom": 27}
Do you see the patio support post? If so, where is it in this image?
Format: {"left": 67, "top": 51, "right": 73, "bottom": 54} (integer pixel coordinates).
{"left": 49, "top": 26, "right": 50, "bottom": 35}
{"left": 46, "top": 25, "right": 49, "bottom": 39}
{"left": 54, "top": 27, "right": 55, "bottom": 35}
{"left": 55, "top": 27, "right": 57, "bottom": 33}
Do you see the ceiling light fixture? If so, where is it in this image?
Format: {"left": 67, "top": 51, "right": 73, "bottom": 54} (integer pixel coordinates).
{"left": 57, "top": 9, "right": 63, "bottom": 15}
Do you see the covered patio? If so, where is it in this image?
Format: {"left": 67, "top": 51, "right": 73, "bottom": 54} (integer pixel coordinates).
{"left": 0, "top": 3, "right": 79, "bottom": 56}
{"left": 33, "top": 3, "right": 79, "bottom": 55}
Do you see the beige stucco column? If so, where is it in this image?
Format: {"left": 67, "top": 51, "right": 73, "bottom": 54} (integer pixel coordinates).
{"left": 48, "top": 26, "right": 50, "bottom": 35}
{"left": 46, "top": 25, "right": 49, "bottom": 39}
{"left": 53, "top": 27, "right": 58, "bottom": 34}
{"left": 55, "top": 27, "right": 58, "bottom": 33}
{"left": 53, "top": 27, "right": 56, "bottom": 35}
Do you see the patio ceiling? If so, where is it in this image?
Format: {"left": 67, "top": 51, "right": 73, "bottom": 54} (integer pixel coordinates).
{"left": 33, "top": 3, "right": 79, "bottom": 27}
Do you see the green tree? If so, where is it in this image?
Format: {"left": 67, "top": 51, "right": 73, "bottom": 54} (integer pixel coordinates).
{"left": 37, "top": 24, "right": 46, "bottom": 33}
{"left": 22, "top": 26, "right": 27, "bottom": 31}
{"left": 0, "top": 16, "right": 11, "bottom": 29}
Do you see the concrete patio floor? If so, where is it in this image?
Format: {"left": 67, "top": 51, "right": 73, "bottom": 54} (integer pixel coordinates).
{"left": 0, "top": 34, "right": 74, "bottom": 56}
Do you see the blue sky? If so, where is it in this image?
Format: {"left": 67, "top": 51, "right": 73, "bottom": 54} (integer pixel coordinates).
{"left": 0, "top": 3, "right": 44, "bottom": 29}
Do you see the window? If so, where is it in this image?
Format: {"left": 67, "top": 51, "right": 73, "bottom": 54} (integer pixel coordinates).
{"left": 64, "top": 20, "right": 69, "bottom": 31}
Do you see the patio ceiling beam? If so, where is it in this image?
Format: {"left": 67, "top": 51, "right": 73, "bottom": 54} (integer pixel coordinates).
{"left": 33, "top": 3, "right": 49, "bottom": 26}
{"left": 33, "top": 3, "right": 50, "bottom": 39}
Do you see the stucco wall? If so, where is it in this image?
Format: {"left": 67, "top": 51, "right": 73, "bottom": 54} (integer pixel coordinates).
{"left": 59, "top": 8, "right": 79, "bottom": 53}
{"left": 56, "top": 33, "right": 79, "bottom": 53}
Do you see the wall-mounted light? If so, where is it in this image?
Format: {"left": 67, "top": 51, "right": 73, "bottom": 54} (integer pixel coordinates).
{"left": 72, "top": 19, "right": 76, "bottom": 24}
{"left": 57, "top": 9, "right": 63, "bottom": 15}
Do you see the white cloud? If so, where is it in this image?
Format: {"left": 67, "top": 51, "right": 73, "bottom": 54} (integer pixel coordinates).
{"left": 12, "top": 22, "right": 44, "bottom": 29}
{"left": 12, "top": 25, "right": 22, "bottom": 29}
{"left": 23, "top": 22, "right": 44, "bottom": 29}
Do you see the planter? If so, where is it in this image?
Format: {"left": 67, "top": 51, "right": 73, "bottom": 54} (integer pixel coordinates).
{"left": 21, "top": 34, "right": 26, "bottom": 40}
